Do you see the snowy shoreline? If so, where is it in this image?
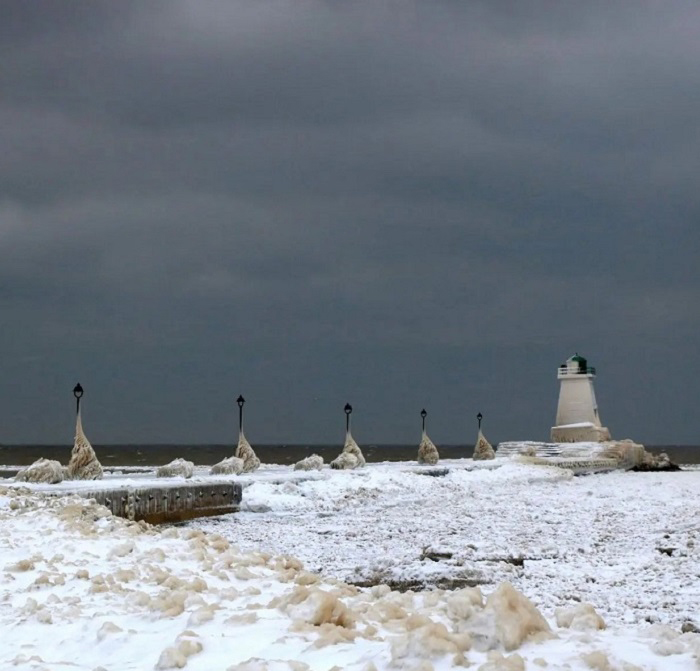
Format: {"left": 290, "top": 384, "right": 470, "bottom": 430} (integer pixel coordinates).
{"left": 2, "top": 460, "right": 700, "bottom": 670}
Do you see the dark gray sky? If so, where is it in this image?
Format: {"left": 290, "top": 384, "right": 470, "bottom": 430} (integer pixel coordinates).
{"left": 2, "top": 1, "right": 699, "bottom": 446}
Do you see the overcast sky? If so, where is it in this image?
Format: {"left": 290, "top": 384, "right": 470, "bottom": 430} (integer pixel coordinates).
{"left": 1, "top": 1, "right": 699, "bottom": 446}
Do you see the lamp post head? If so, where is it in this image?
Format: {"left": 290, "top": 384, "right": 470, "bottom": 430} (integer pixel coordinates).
{"left": 420, "top": 409, "right": 427, "bottom": 419}
{"left": 73, "top": 383, "right": 84, "bottom": 399}
{"left": 344, "top": 403, "right": 352, "bottom": 416}
{"left": 237, "top": 395, "right": 245, "bottom": 408}
{"left": 477, "top": 412, "right": 483, "bottom": 429}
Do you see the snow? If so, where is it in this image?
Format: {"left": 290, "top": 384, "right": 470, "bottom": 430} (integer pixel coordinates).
{"left": 2, "top": 460, "right": 700, "bottom": 670}
{"left": 554, "top": 423, "right": 596, "bottom": 429}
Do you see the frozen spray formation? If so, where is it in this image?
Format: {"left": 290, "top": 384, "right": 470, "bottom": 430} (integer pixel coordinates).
{"left": 235, "top": 431, "right": 261, "bottom": 473}
{"left": 330, "top": 431, "right": 366, "bottom": 469}
{"left": 417, "top": 431, "right": 440, "bottom": 465}
{"left": 66, "top": 411, "right": 103, "bottom": 480}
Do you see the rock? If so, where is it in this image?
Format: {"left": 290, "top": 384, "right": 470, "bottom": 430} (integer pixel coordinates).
{"left": 15, "top": 458, "right": 64, "bottom": 484}
{"left": 681, "top": 621, "right": 700, "bottom": 634}
{"left": 294, "top": 454, "right": 324, "bottom": 471}
{"left": 473, "top": 430, "right": 495, "bottom": 460}
{"left": 417, "top": 432, "right": 439, "bottom": 465}
{"left": 631, "top": 450, "right": 681, "bottom": 472}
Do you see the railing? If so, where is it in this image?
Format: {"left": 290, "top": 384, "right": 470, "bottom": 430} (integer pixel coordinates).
{"left": 558, "top": 366, "right": 596, "bottom": 376}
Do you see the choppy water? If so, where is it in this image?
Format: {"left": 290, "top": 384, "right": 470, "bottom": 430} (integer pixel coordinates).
{"left": 0, "top": 443, "right": 698, "bottom": 473}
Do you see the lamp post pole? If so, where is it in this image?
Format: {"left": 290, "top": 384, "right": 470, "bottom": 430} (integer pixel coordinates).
{"left": 344, "top": 403, "right": 352, "bottom": 433}
{"left": 73, "top": 383, "right": 84, "bottom": 415}
{"left": 421, "top": 408, "right": 427, "bottom": 433}
{"left": 477, "top": 412, "right": 483, "bottom": 431}
{"left": 237, "top": 395, "right": 245, "bottom": 434}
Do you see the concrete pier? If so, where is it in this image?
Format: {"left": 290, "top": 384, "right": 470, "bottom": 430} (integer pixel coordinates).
{"left": 13, "top": 478, "right": 243, "bottom": 524}
{"left": 79, "top": 482, "right": 243, "bottom": 524}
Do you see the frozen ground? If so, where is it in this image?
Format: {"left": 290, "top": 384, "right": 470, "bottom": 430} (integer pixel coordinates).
{"left": 1, "top": 460, "right": 700, "bottom": 670}
{"left": 197, "top": 461, "right": 700, "bottom": 627}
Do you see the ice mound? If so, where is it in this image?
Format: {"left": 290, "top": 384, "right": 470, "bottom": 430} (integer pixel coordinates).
{"left": 294, "top": 454, "right": 324, "bottom": 471}
{"left": 390, "top": 616, "right": 471, "bottom": 666}
{"left": 473, "top": 430, "right": 495, "bottom": 461}
{"left": 15, "top": 458, "right": 64, "bottom": 484}
{"left": 417, "top": 432, "right": 439, "bottom": 465}
{"left": 477, "top": 651, "right": 526, "bottom": 670}
{"left": 66, "top": 412, "right": 103, "bottom": 480}
{"left": 285, "top": 587, "right": 355, "bottom": 628}
{"left": 155, "top": 631, "right": 203, "bottom": 669}
{"left": 210, "top": 456, "right": 244, "bottom": 475}
{"left": 236, "top": 431, "right": 261, "bottom": 473}
{"left": 555, "top": 603, "right": 606, "bottom": 631}
{"left": 227, "top": 660, "right": 310, "bottom": 671}
{"left": 157, "top": 458, "right": 194, "bottom": 478}
{"left": 330, "top": 432, "right": 365, "bottom": 470}
{"left": 471, "top": 583, "right": 551, "bottom": 651}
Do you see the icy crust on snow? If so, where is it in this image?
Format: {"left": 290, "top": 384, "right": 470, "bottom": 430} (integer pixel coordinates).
{"left": 2, "top": 484, "right": 699, "bottom": 671}
{"left": 199, "top": 462, "right": 700, "bottom": 633}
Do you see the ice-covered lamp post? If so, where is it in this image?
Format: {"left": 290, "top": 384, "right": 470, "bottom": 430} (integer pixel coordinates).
{"left": 73, "top": 383, "right": 83, "bottom": 415}
{"left": 473, "top": 411, "right": 494, "bottom": 461}
{"left": 237, "top": 395, "right": 245, "bottom": 433}
{"left": 67, "top": 382, "right": 103, "bottom": 479}
{"left": 417, "top": 408, "right": 439, "bottom": 464}
{"left": 344, "top": 402, "right": 352, "bottom": 433}
{"left": 330, "top": 402, "right": 365, "bottom": 469}
{"left": 233, "top": 394, "right": 260, "bottom": 472}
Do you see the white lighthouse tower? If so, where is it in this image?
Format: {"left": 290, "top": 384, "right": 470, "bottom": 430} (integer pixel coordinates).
{"left": 550, "top": 354, "right": 611, "bottom": 443}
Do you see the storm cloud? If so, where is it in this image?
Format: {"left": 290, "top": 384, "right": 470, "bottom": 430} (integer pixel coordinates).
{"left": 1, "top": 1, "right": 699, "bottom": 445}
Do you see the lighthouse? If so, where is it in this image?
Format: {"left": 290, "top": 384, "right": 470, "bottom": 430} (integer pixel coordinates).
{"left": 550, "top": 354, "right": 611, "bottom": 443}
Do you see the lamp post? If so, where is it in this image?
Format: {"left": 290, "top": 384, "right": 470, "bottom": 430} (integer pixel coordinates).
{"left": 237, "top": 395, "right": 245, "bottom": 433}
{"left": 421, "top": 408, "right": 427, "bottom": 433}
{"left": 477, "top": 412, "right": 483, "bottom": 431}
{"left": 73, "top": 383, "right": 84, "bottom": 415}
{"left": 344, "top": 403, "right": 352, "bottom": 433}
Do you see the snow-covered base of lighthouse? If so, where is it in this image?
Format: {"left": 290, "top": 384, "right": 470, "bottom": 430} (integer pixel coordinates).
{"left": 496, "top": 439, "right": 672, "bottom": 471}
{"left": 550, "top": 422, "right": 611, "bottom": 443}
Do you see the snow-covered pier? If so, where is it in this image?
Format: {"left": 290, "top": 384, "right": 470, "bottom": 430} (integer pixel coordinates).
{"left": 5, "top": 475, "right": 242, "bottom": 524}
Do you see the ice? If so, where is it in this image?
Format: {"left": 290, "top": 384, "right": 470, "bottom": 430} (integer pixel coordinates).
{"left": 1, "top": 461, "right": 700, "bottom": 670}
